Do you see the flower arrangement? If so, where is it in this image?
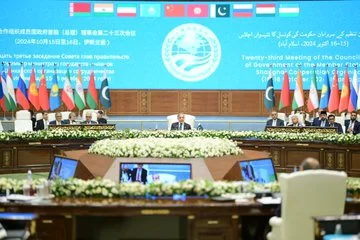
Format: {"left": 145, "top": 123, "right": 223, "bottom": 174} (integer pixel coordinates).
{"left": 0, "top": 129, "right": 360, "bottom": 144}
{"left": 88, "top": 137, "right": 242, "bottom": 158}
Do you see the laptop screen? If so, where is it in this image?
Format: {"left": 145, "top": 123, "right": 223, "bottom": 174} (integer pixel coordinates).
{"left": 239, "top": 158, "right": 277, "bottom": 184}
{"left": 120, "top": 163, "right": 192, "bottom": 184}
{"left": 48, "top": 155, "right": 78, "bottom": 180}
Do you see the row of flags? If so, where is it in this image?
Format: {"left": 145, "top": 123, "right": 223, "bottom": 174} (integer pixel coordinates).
{"left": 264, "top": 66, "right": 359, "bottom": 113}
{"left": 0, "top": 63, "right": 112, "bottom": 112}
{"left": 70, "top": 2, "right": 299, "bottom": 18}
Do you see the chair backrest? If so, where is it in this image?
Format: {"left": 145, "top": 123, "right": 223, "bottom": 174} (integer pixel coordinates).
{"left": 15, "top": 110, "right": 30, "bottom": 120}
{"left": 14, "top": 120, "right": 33, "bottom": 132}
{"left": 335, "top": 116, "right": 345, "bottom": 126}
{"left": 167, "top": 114, "right": 196, "bottom": 130}
{"left": 61, "top": 111, "right": 72, "bottom": 120}
{"left": 47, "top": 113, "right": 56, "bottom": 122}
{"left": 280, "top": 170, "right": 347, "bottom": 240}
{"left": 35, "top": 113, "right": 43, "bottom": 121}
{"left": 82, "top": 109, "right": 98, "bottom": 122}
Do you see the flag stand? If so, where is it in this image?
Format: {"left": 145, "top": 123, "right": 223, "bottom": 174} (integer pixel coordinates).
{"left": 78, "top": 110, "right": 82, "bottom": 120}
{"left": 11, "top": 111, "right": 14, "bottom": 121}
{"left": 2, "top": 112, "right": 6, "bottom": 121}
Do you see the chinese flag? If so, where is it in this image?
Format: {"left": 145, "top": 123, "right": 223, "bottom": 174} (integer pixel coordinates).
{"left": 165, "top": 4, "right": 185, "bottom": 17}
{"left": 39, "top": 68, "right": 50, "bottom": 111}
{"left": 328, "top": 69, "right": 340, "bottom": 113}
{"left": 28, "top": 67, "right": 40, "bottom": 111}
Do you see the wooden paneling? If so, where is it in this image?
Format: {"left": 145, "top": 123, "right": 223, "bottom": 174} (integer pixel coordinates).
{"left": 150, "top": 91, "right": 179, "bottom": 113}
{"left": 191, "top": 91, "right": 220, "bottom": 114}
{"left": 231, "top": 91, "right": 262, "bottom": 116}
{"left": 17, "top": 148, "right": 53, "bottom": 167}
{"left": 110, "top": 91, "right": 138, "bottom": 114}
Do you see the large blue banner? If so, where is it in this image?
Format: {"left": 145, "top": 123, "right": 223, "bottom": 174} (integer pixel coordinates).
{"left": 0, "top": 0, "right": 358, "bottom": 90}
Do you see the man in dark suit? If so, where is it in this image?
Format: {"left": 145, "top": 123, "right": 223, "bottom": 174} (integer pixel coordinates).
{"left": 97, "top": 110, "right": 107, "bottom": 124}
{"left": 29, "top": 110, "right": 36, "bottom": 130}
{"left": 130, "top": 164, "right": 148, "bottom": 184}
{"left": 328, "top": 114, "right": 343, "bottom": 134}
{"left": 312, "top": 110, "right": 329, "bottom": 127}
{"left": 170, "top": 113, "right": 191, "bottom": 130}
{"left": 35, "top": 112, "right": 49, "bottom": 130}
{"left": 299, "top": 111, "right": 311, "bottom": 126}
{"left": 81, "top": 112, "right": 97, "bottom": 124}
{"left": 242, "top": 162, "right": 255, "bottom": 181}
{"left": 63, "top": 112, "right": 77, "bottom": 125}
{"left": 265, "top": 111, "right": 285, "bottom": 128}
{"left": 49, "top": 112, "right": 66, "bottom": 125}
{"left": 345, "top": 111, "right": 360, "bottom": 135}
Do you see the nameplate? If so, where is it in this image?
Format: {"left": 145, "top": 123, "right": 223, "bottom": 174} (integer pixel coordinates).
{"left": 265, "top": 126, "right": 338, "bottom": 134}
{"left": 48, "top": 124, "right": 115, "bottom": 131}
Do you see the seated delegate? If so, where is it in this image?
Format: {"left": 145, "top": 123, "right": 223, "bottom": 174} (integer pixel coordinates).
{"left": 170, "top": 113, "right": 191, "bottom": 131}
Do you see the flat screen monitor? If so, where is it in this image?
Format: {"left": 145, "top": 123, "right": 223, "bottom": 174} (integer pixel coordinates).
{"left": 239, "top": 158, "right": 277, "bottom": 184}
{"left": 120, "top": 163, "right": 192, "bottom": 184}
{"left": 48, "top": 155, "right": 79, "bottom": 180}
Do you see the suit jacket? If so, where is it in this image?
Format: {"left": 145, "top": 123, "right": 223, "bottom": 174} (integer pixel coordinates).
{"left": 35, "top": 119, "right": 48, "bottom": 131}
{"left": 170, "top": 122, "right": 191, "bottom": 131}
{"left": 31, "top": 117, "right": 36, "bottom": 130}
{"left": 130, "top": 168, "right": 147, "bottom": 184}
{"left": 63, "top": 119, "right": 77, "bottom": 125}
{"left": 81, "top": 120, "right": 98, "bottom": 125}
{"left": 329, "top": 122, "right": 343, "bottom": 134}
{"left": 49, "top": 120, "right": 66, "bottom": 125}
{"left": 265, "top": 119, "right": 285, "bottom": 127}
{"left": 304, "top": 120, "right": 311, "bottom": 127}
{"left": 312, "top": 117, "right": 330, "bottom": 127}
{"left": 97, "top": 118, "right": 107, "bottom": 124}
{"left": 345, "top": 120, "right": 360, "bottom": 135}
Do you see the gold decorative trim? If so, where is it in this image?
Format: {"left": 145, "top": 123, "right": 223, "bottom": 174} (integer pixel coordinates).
{"left": 141, "top": 209, "right": 170, "bottom": 215}
{"left": 140, "top": 91, "right": 148, "bottom": 113}
{"left": 326, "top": 153, "right": 334, "bottom": 168}
{"left": 337, "top": 153, "right": 345, "bottom": 169}
{"left": 272, "top": 150, "right": 280, "bottom": 166}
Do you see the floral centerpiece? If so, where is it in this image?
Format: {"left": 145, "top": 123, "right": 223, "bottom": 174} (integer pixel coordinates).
{"left": 88, "top": 137, "right": 243, "bottom": 158}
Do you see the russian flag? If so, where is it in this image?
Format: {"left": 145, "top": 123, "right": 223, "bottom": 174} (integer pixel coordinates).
{"left": 233, "top": 4, "right": 253, "bottom": 17}
{"left": 15, "top": 64, "right": 30, "bottom": 110}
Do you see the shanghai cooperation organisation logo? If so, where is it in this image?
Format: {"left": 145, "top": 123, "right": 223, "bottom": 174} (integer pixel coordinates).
{"left": 162, "top": 23, "right": 221, "bottom": 82}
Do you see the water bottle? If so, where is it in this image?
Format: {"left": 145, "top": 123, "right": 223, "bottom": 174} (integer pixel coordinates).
{"left": 197, "top": 123, "right": 203, "bottom": 130}
{"left": 27, "top": 170, "right": 35, "bottom": 196}
{"left": 334, "top": 224, "right": 342, "bottom": 235}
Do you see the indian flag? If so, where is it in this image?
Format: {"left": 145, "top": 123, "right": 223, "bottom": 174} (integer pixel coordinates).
{"left": 256, "top": 4, "right": 275, "bottom": 17}
{"left": 117, "top": 4, "right": 137, "bottom": 17}
{"left": 279, "top": 4, "right": 299, "bottom": 17}
{"left": 94, "top": 3, "right": 114, "bottom": 16}
{"left": 292, "top": 69, "right": 305, "bottom": 110}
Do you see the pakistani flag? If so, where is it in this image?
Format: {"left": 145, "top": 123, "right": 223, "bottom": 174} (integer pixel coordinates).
{"left": 264, "top": 69, "right": 275, "bottom": 111}
{"left": 100, "top": 70, "right": 111, "bottom": 109}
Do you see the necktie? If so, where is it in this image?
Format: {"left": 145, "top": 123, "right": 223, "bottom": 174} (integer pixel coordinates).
{"left": 136, "top": 169, "right": 141, "bottom": 181}
{"left": 179, "top": 123, "right": 183, "bottom": 130}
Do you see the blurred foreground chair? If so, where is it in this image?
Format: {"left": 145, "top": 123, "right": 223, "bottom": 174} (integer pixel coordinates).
{"left": 267, "top": 170, "right": 347, "bottom": 240}
{"left": 14, "top": 110, "right": 32, "bottom": 132}
{"left": 0, "top": 212, "right": 37, "bottom": 240}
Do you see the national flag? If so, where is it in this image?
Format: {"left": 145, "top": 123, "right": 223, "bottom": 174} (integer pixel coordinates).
{"left": 338, "top": 69, "right": 350, "bottom": 113}
{"left": 15, "top": 64, "right": 29, "bottom": 110}
{"left": 187, "top": 4, "right": 209, "bottom": 18}
{"left": 328, "top": 69, "right": 340, "bottom": 113}
{"left": 233, "top": 4, "right": 253, "bottom": 18}
{"left": 164, "top": 4, "right": 185, "bottom": 17}
{"left": 117, "top": 3, "right": 137, "bottom": 17}
{"left": 0, "top": 65, "right": 8, "bottom": 112}
{"left": 49, "top": 68, "right": 61, "bottom": 111}
{"left": 292, "top": 68, "right": 305, "bottom": 110}
{"left": 6, "top": 64, "right": 17, "bottom": 111}
{"left": 140, "top": 4, "right": 161, "bottom": 17}
{"left": 210, "top": 4, "right": 230, "bottom": 18}
{"left": 264, "top": 69, "right": 275, "bottom": 111}
{"left": 0, "top": 66, "right": 4, "bottom": 112}
{"left": 279, "top": 4, "right": 299, "bottom": 17}
{"left": 307, "top": 69, "right": 319, "bottom": 112}
{"left": 319, "top": 70, "right": 331, "bottom": 109}
{"left": 39, "top": 67, "right": 49, "bottom": 111}
{"left": 61, "top": 68, "right": 75, "bottom": 110}
{"left": 278, "top": 70, "right": 290, "bottom": 110}
{"left": 70, "top": 2, "right": 91, "bottom": 17}
{"left": 28, "top": 67, "right": 40, "bottom": 111}
{"left": 256, "top": 4, "right": 275, "bottom": 17}
{"left": 100, "top": 70, "right": 111, "bottom": 109}
{"left": 74, "top": 67, "right": 86, "bottom": 110}
{"left": 94, "top": 3, "right": 114, "bottom": 16}
{"left": 349, "top": 68, "right": 358, "bottom": 112}
{"left": 86, "top": 70, "right": 98, "bottom": 109}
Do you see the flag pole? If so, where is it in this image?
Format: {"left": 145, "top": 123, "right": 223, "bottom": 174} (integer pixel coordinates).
{"left": 8, "top": 62, "right": 14, "bottom": 121}
{"left": 78, "top": 64, "right": 81, "bottom": 120}
{"left": 1, "top": 62, "right": 5, "bottom": 121}
{"left": 103, "top": 64, "right": 107, "bottom": 117}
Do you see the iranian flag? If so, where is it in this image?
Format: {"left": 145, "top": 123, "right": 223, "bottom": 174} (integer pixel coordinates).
{"left": 307, "top": 69, "right": 319, "bottom": 112}
{"left": 74, "top": 67, "right": 86, "bottom": 110}
{"left": 86, "top": 70, "right": 98, "bottom": 109}
{"left": 292, "top": 68, "right": 304, "bottom": 110}
{"left": 61, "top": 68, "right": 75, "bottom": 110}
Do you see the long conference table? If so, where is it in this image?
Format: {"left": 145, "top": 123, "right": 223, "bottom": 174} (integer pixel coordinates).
{"left": 0, "top": 197, "right": 359, "bottom": 240}
{"left": 1, "top": 137, "right": 360, "bottom": 177}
